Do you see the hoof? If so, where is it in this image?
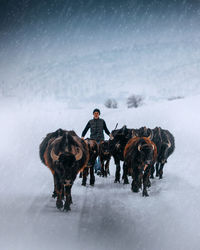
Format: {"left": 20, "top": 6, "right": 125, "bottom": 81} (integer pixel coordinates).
{"left": 114, "top": 179, "right": 120, "bottom": 183}
{"left": 131, "top": 186, "right": 139, "bottom": 193}
{"left": 159, "top": 172, "right": 163, "bottom": 179}
{"left": 97, "top": 170, "right": 101, "bottom": 176}
{"left": 142, "top": 191, "right": 149, "bottom": 197}
{"left": 90, "top": 178, "right": 95, "bottom": 185}
{"left": 56, "top": 200, "right": 63, "bottom": 209}
{"left": 147, "top": 181, "right": 151, "bottom": 188}
{"left": 82, "top": 182, "right": 86, "bottom": 186}
{"left": 123, "top": 180, "right": 129, "bottom": 185}
{"left": 52, "top": 192, "right": 57, "bottom": 198}
{"left": 63, "top": 205, "right": 71, "bottom": 212}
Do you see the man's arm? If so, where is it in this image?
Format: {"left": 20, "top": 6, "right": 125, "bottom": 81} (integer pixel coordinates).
{"left": 103, "top": 120, "right": 110, "bottom": 136}
{"left": 81, "top": 121, "right": 90, "bottom": 138}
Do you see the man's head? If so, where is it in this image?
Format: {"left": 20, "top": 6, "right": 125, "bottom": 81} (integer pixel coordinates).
{"left": 93, "top": 108, "right": 100, "bottom": 119}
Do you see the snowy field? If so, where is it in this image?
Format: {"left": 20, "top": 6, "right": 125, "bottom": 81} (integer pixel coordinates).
{"left": 1, "top": 1, "right": 200, "bottom": 249}
{"left": 0, "top": 95, "right": 200, "bottom": 250}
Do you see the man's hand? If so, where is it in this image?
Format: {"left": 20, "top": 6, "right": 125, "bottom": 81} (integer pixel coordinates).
{"left": 109, "top": 134, "right": 114, "bottom": 140}
{"left": 81, "top": 137, "right": 84, "bottom": 140}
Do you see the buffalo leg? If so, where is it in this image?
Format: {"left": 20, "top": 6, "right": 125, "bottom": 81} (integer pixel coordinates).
{"left": 155, "top": 162, "right": 160, "bottom": 177}
{"left": 158, "top": 163, "right": 165, "bottom": 179}
{"left": 114, "top": 160, "right": 121, "bottom": 183}
{"left": 131, "top": 169, "right": 139, "bottom": 192}
{"left": 107, "top": 164, "right": 110, "bottom": 175}
{"left": 90, "top": 165, "right": 95, "bottom": 186}
{"left": 142, "top": 168, "right": 151, "bottom": 197}
{"left": 100, "top": 157, "right": 105, "bottom": 177}
{"left": 55, "top": 180, "right": 64, "bottom": 209}
{"left": 146, "top": 168, "right": 151, "bottom": 188}
{"left": 54, "top": 175, "right": 64, "bottom": 200}
{"left": 123, "top": 163, "right": 129, "bottom": 184}
{"left": 82, "top": 167, "right": 88, "bottom": 186}
{"left": 54, "top": 173, "right": 63, "bottom": 209}
{"left": 150, "top": 164, "right": 155, "bottom": 179}
{"left": 105, "top": 159, "right": 110, "bottom": 177}
{"left": 64, "top": 186, "right": 72, "bottom": 211}
{"left": 52, "top": 175, "right": 57, "bottom": 198}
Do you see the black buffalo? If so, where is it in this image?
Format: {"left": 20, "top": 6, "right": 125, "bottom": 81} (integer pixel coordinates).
{"left": 109, "top": 126, "right": 153, "bottom": 183}
{"left": 109, "top": 126, "right": 132, "bottom": 182}
{"left": 81, "top": 139, "right": 98, "bottom": 186}
{"left": 99, "top": 140, "right": 111, "bottom": 177}
{"left": 39, "top": 129, "right": 89, "bottom": 211}
{"left": 151, "top": 127, "right": 175, "bottom": 179}
{"left": 124, "top": 137, "right": 157, "bottom": 196}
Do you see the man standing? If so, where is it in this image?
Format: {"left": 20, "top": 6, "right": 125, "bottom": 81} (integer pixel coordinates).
{"left": 81, "top": 108, "right": 111, "bottom": 173}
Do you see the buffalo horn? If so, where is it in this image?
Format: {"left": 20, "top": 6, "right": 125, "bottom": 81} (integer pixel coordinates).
{"left": 75, "top": 147, "right": 83, "bottom": 161}
{"left": 51, "top": 148, "right": 59, "bottom": 162}
{"left": 148, "top": 129, "right": 154, "bottom": 140}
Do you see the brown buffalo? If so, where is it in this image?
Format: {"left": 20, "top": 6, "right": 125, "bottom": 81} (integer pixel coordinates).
{"left": 99, "top": 140, "right": 111, "bottom": 177}
{"left": 81, "top": 139, "right": 98, "bottom": 186}
{"left": 39, "top": 129, "right": 89, "bottom": 211}
{"left": 124, "top": 137, "right": 157, "bottom": 196}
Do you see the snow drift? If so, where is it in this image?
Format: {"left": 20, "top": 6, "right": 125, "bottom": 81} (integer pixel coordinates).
{"left": 0, "top": 95, "right": 200, "bottom": 250}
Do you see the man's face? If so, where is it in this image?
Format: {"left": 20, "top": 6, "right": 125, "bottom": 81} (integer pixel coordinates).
{"left": 93, "top": 112, "right": 100, "bottom": 119}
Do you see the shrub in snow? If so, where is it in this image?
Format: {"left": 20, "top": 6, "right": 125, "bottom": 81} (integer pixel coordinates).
{"left": 104, "top": 99, "right": 118, "bottom": 109}
{"left": 168, "top": 96, "right": 184, "bottom": 101}
{"left": 127, "top": 94, "right": 143, "bottom": 108}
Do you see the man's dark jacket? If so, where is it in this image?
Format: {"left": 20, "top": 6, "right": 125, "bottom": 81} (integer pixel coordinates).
{"left": 81, "top": 118, "right": 110, "bottom": 142}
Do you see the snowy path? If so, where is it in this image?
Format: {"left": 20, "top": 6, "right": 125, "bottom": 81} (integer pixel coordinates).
{"left": 1, "top": 96, "right": 200, "bottom": 250}
{"left": 0, "top": 163, "right": 199, "bottom": 250}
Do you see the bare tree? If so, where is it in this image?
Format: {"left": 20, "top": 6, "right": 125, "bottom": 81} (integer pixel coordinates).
{"left": 168, "top": 96, "right": 184, "bottom": 101}
{"left": 105, "top": 99, "right": 112, "bottom": 108}
{"left": 112, "top": 99, "right": 118, "bottom": 109}
{"left": 104, "top": 98, "right": 118, "bottom": 109}
{"left": 127, "top": 94, "right": 143, "bottom": 108}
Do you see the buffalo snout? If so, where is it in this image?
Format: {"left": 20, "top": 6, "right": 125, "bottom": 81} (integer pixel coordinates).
{"left": 64, "top": 179, "right": 73, "bottom": 186}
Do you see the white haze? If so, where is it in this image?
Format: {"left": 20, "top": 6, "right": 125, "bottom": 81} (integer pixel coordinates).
{"left": 0, "top": 2, "right": 200, "bottom": 249}
{"left": 0, "top": 95, "right": 200, "bottom": 250}
{"left": 0, "top": 10, "right": 200, "bottom": 106}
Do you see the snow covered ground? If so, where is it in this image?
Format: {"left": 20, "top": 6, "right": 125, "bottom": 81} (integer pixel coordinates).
{"left": 0, "top": 94, "right": 200, "bottom": 250}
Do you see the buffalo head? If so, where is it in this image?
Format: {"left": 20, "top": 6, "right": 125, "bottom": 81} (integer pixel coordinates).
{"left": 137, "top": 140, "right": 155, "bottom": 165}
{"left": 50, "top": 132, "right": 83, "bottom": 185}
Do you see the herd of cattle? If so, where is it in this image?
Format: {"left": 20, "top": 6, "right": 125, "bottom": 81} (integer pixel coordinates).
{"left": 39, "top": 126, "right": 175, "bottom": 211}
